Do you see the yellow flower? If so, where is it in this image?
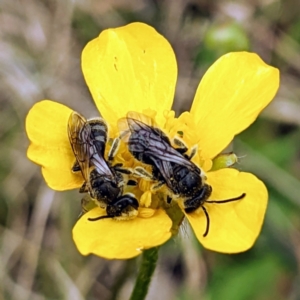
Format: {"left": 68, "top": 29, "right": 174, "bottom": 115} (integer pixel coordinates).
{"left": 26, "top": 22, "right": 279, "bottom": 259}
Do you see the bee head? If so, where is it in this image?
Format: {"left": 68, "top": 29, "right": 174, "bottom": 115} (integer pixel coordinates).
{"left": 106, "top": 194, "right": 139, "bottom": 219}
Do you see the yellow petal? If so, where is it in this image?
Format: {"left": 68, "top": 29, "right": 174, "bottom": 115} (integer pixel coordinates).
{"left": 191, "top": 52, "right": 279, "bottom": 160}
{"left": 73, "top": 208, "right": 172, "bottom": 259}
{"left": 26, "top": 100, "right": 83, "bottom": 190}
{"left": 82, "top": 22, "right": 177, "bottom": 127}
{"left": 182, "top": 168, "right": 267, "bottom": 253}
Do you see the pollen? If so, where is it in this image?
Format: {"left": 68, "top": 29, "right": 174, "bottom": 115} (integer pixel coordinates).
{"left": 138, "top": 207, "right": 156, "bottom": 218}
{"left": 140, "top": 191, "right": 152, "bottom": 207}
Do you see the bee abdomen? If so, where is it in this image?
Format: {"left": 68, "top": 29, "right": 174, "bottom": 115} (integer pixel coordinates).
{"left": 89, "top": 170, "right": 120, "bottom": 202}
{"left": 89, "top": 120, "right": 108, "bottom": 156}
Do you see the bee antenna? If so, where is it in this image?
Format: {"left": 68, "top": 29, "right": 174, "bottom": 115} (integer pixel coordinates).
{"left": 88, "top": 215, "right": 113, "bottom": 221}
{"left": 201, "top": 206, "right": 210, "bottom": 237}
{"left": 205, "top": 193, "right": 246, "bottom": 204}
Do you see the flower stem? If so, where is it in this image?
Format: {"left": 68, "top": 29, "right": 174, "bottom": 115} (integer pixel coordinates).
{"left": 129, "top": 247, "right": 159, "bottom": 300}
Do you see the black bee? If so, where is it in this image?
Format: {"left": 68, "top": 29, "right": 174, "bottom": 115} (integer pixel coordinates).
{"left": 68, "top": 111, "right": 139, "bottom": 221}
{"left": 118, "top": 112, "right": 245, "bottom": 236}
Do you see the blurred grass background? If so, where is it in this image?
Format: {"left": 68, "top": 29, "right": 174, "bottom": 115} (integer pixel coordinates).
{"left": 1, "top": 0, "right": 300, "bottom": 299}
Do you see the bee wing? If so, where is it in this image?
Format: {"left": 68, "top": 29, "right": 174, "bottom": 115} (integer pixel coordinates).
{"left": 117, "top": 117, "right": 131, "bottom": 142}
{"left": 150, "top": 157, "right": 175, "bottom": 188}
{"left": 127, "top": 111, "right": 157, "bottom": 126}
{"left": 126, "top": 117, "right": 195, "bottom": 168}
{"left": 118, "top": 111, "right": 158, "bottom": 142}
{"left": 120, "top": 114, "right": 199, "bottom": 190}
{"left": 86, "top": 118, "right": 113, "bottom": 177}
{"left": 68, "top": 112, "right": 91, "bottom": 184}
{"left": 68, "top": 112, "right": 114, "bottom": 180}
{"left": 90, "top": 152, "right": 113, "bottom": 177}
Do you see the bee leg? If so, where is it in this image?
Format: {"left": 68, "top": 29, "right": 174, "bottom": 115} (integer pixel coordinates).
{"left": 71, "top": 160, "right": 81, "bottom": 172}
{"left": 173, "top": 138, "right": 198, "bottom": 160}
{"left": 133, "top": 166, "right": 154, "bottom": 180}
{"left": 108, "top": 137, "right": 120, "bottom": 161}
{"left": 79, "top": 182, "right": 88, "bottom": 193}
{"left": 127, "top": 179, "right": 138, "bottom": 186}
{"left": 173, "top": 137, "right": 188, "bottom": 154}
{"left": 188, "top": 145, "right": 198, "bottom": 160}
{"left": 113, "top": 164, "right": 133, "bottom": 175}
{"left": 113, "top": 163, "right": 123, "bottom": 168}
{"left": 167, "top": 195, "right": 172, "bottom": 204}
{"left": 79, "top": 195, "right": 97, "bottom": 217}
{"left": 150, "top": 180, "right": 165, "bottom": 192}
